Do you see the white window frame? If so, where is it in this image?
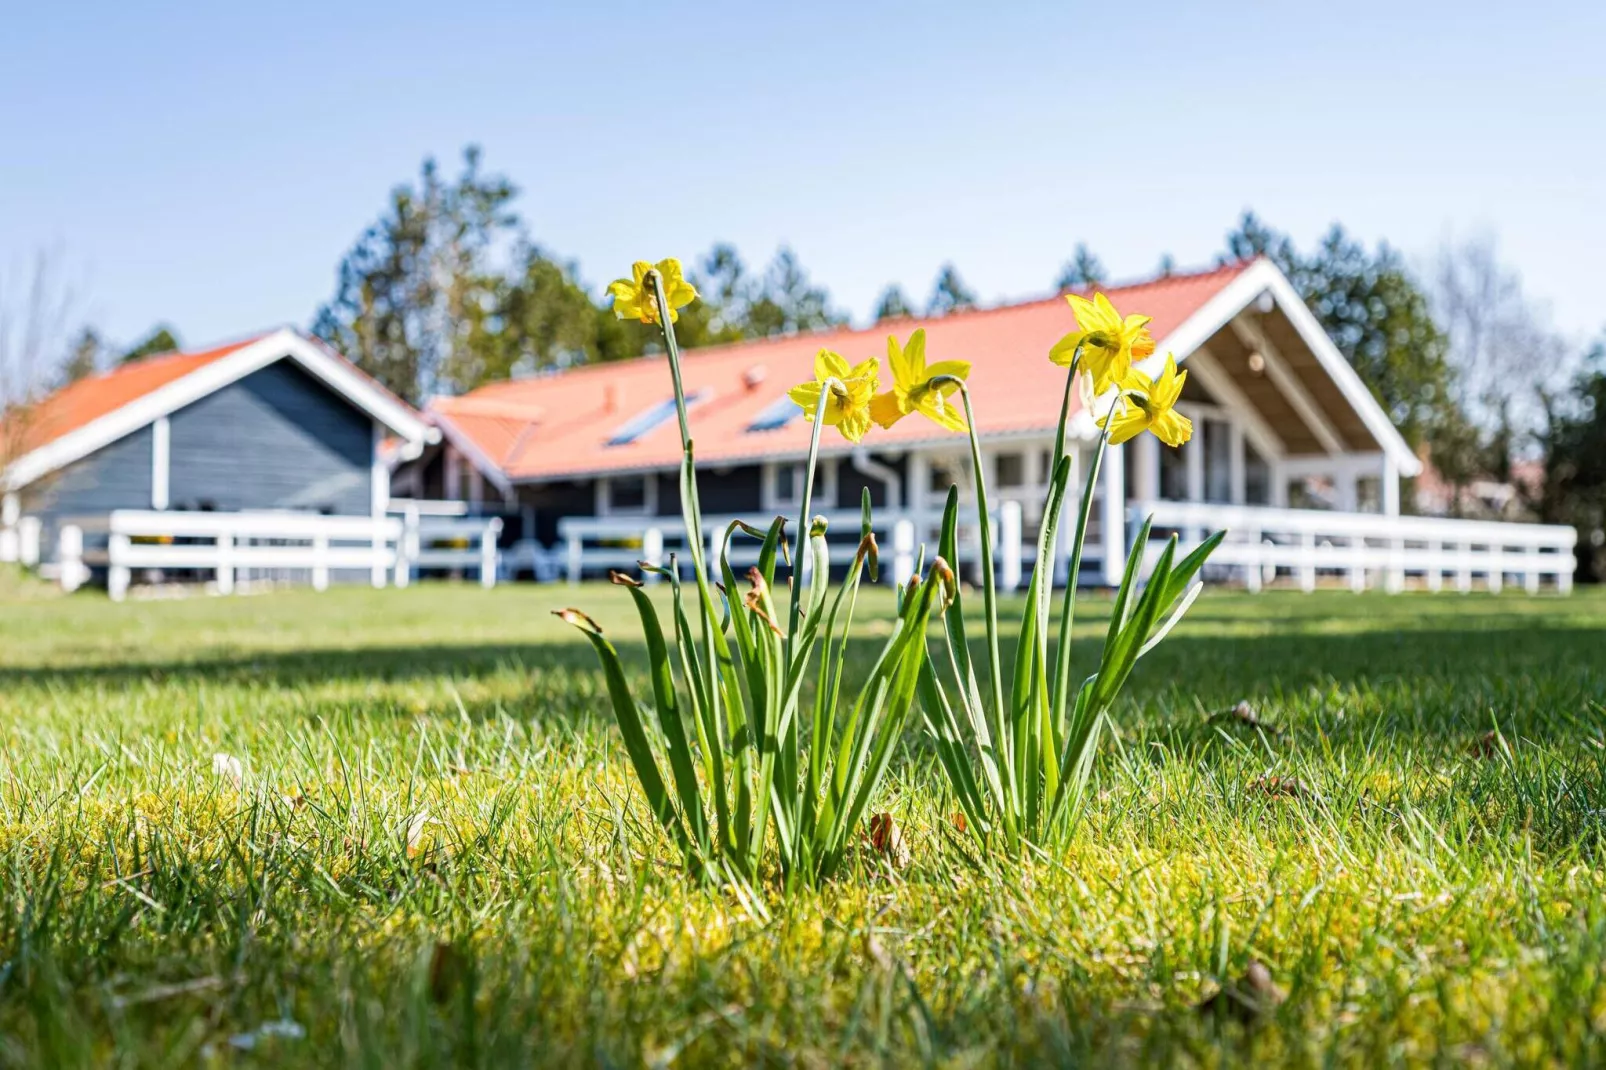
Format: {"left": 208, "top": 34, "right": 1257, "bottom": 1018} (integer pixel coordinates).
{"left": 763, "top": 458, "right": 837, "bottom": 513}
{"left": 596, "top": 473, "right": 657, "bottom": 518}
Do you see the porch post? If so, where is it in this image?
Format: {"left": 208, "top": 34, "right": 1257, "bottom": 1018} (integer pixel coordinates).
{"left": 1101, "top": 442, "right": 1126, "bottom": 586}
{"left": 1229, "top": 423, "right": 1247, "bottom": 505}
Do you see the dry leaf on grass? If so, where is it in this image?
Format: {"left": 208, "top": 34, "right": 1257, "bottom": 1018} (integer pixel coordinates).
{"left": 1197, "top": 960, "right": 1287, "bottom": 1023}
{"left": 1215, "top": 701, "right": 1281, "bottom": 734}
{"left": 1247, "top": 774, "right": 1312, "bottom": 800}
{"left": 1466, "top": 730, "right": 1504, "bottom": 759}
{"left": 867, "top": 813, "right": 911, "bottom": 870}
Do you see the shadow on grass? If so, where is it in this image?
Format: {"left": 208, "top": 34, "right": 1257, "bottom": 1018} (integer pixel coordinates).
{"left": 2, "top": 609, "right": 1601, "bottom": 741}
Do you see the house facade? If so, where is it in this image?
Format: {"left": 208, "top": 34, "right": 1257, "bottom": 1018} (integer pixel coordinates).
{"left": 405, "top": 258, "right": 1576, "bottom": 592}
{"left": 0, "top": 328, "right": 473, "bottom": 595}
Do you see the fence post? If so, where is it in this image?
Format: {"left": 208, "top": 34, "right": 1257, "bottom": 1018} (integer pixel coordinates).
{"left": 370, "top": 519, "right": 387, "bottom": 589}
{"left": 1487, "top": 544, "right": 1503, "bottom": 594}
{"left": 1456, "top": 540, "right": 1473, "bottom": 593}
{"left": 998, "top": 501, "right": 1022, "bottom": 592}
{"left": 312, "top": 534, "right": 331, "bottom": 592}
{"left": 1300, "top": 531, "right": 1316, "bottom": 593}
{"left": 394, "top": 506, "right": 418, "bottom": 588}
{"left": 481, "top": 518, "right": 502, "bottom": 588}
{"left": 566, "top": 532, "right": 582, "bottom": 585}
{"left": 1426, "top": 539, "right": 1443, "bottom": 593}
{"left": 59, "top": 524, "right": 84, "bottom": 593}
{"left": 1244, "top": 526, "right": 1262, "bottom": 593}
{"left": 892, "top": 518, "right": 915, "bottom": 588}
{"left": 642, "top": 526, "right": 664, "bottom": 584}
{"left": 1386, "top": 536, "right": 1405, "bottom": 594}
{"left": 18, "top": 517, "right": 40, "bottom": 567}
{"left": 1524, "top": 545, "right": 1541, "bottom": 595}
{"left": 107, "top": 532, "right": 132, "bottom": 602}
{"left": 216, "top": 532, "right": 235, "bottom": 595}
{"left": 1349, "top": 535, "right": 1366, "bottom": 593}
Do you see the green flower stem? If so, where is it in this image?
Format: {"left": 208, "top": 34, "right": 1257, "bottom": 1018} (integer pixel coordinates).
{"left": 1051, "top": 386, "right": 1121, "bottom": 741}
{"left": 927, "top": 376, "right": 1011, "bottom": 804}
{"left": 786, "top": 378, "right": 836, "bottom": 658}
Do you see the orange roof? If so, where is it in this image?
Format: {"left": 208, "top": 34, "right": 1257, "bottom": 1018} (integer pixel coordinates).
{"left": 431, "top": 262, "right": 1254, "bottom": 482}
{"left": 12, "top": 333, "right": 268, "bottom": 455}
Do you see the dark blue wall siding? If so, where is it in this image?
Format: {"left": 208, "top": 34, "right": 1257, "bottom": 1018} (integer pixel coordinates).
{"left": 168, "top": 360, "right": 373, "bottom": 514}
{"left": 24, "top": 424, "right": 154, "bottom": 531}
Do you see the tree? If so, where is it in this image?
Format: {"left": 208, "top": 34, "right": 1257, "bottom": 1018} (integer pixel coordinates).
{"left": 1534, "top": 338, "right": 1606, "bottom": 581}
{"left": 312, "top": 146, "right": 519, "bottom": 403}
{"left": 61, "top": 328, "right": 105, "bottom": 384}
{"left": 740, "top": 248, "right": 845, "bottom": 338}
{"left": 1054, "top": 243, "right": 1106, "bottom": 290}
{"left": 1221, "top": 210, "right": 1299, "bottom": 273}
{"left": 121, "top": 325, "right": 180, "bottom": 364}
{"left": 873, "top": 285, "right": 914, "bottom": 322}
{"left": 3, "top": 251, "right": 80, "bottom": 472}
{"left": 926, "top": 263, "right": 976, "bottom": 316}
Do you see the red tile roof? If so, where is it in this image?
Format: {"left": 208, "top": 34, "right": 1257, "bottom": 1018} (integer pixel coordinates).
{"left": 431, "top": 261, "right": 1254, "bottom": 482}
{"left": 11, "top": 334, "right": 269, "bottom": 455}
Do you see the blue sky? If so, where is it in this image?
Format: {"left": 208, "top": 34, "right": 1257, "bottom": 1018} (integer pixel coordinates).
{"left": 2, "top": 1, "right": 1602, "bottom": 354}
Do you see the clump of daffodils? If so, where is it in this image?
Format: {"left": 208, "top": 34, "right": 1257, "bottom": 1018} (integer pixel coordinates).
{"left": 566, "top": 261, "right": 1221, "bottom": 896}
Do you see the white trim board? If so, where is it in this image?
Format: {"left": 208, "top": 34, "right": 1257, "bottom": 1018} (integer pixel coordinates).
{"left": 424, "top": 409, "right": 517, "bottom": 500}
{"left": 1143, "top": 258, "right": 1421, "bottom": 477}
{"left": 4, "top": 328, "right": 432, "bottom": 492}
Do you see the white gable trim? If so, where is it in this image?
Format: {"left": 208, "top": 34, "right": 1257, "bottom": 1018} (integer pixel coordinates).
{"left": 425, "top": 410, "right": 516, "bottom": 500}
{"left": 1144, "top": 259, "right": 1421, "bottom": 477}
{"left": 4, "top": 328, "right": 431, "bottom": 492}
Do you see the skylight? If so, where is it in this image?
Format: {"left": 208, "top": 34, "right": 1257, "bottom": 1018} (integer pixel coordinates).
{"left": 606, "top": 391, "right": 707, "bottom": 446}
{"left": 746, "top": 395, "right": 802, "bottom": 433}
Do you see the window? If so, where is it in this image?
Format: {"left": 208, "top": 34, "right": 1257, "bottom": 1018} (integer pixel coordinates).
{"left": 1159, "top": 441, "right": 1188, "bottom": 501}
{"left": 608, "top": 392, "right": 707, "bottom": 446}
{"left": 1245, "top": 442, "right": 1271, "bottom": 505}
{"left": 769, "top": 462, "right": 806, "bottom": 508}
{"left": 995, "top": 451, "right": 1025, "bottom": 489}
{"left": 747, "top": 395, "right": 803, "bottom": 432}
{"left": 603, "top": 475, "right": 651, "bottom": 515}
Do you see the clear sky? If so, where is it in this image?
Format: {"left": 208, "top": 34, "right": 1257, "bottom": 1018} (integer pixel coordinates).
{"left": 2, "top": 1, "right": 1602, "bottom": 354}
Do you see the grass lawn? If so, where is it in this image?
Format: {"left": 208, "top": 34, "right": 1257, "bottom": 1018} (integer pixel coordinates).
{"left": 2, "top": 575, "right": 1604, "bottom": 1066}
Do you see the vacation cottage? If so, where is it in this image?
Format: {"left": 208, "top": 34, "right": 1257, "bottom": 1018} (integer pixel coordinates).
{"left": 0, "top": 329, "right": 503, "bottom": 597}
{"left": 403, "top": 258, "right": 1576, "bottom": 593}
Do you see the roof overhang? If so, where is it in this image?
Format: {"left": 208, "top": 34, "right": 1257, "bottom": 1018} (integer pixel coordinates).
{"left": 423, "top": 408, "right": 518, "bottom": 499}
{"left": 1126, "top": 258, "right": 1422, "bottom": 477}
{"left": 4, "top": 328, "right": 432, "bottom": 492}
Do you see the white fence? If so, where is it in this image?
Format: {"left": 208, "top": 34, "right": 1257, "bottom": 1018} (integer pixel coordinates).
{"left": 559, "top": 500, "right": 1577, "bottom": 595}
{"left": 55, "top": 508, "right": 502, "bottom": 601}
{"left": 558, "top": 503, "right": 1071, "bottom": 590}
{"left": 1129, "top": 500, "right": 1577, "bottom": 594}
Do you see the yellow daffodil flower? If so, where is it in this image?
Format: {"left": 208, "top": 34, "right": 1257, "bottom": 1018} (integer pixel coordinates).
{"left": 1098, "top": 354, "right": 1193, "bottom": 447}
{"left": 607, "top": 258, "right": 699, "bottom": 325}
{"left": 1048, "top": 292, "right": 1156, "bottom": 393}
{"left": 787, "top": 350, "right": 880, "bottom": 443}
{"left": 868, "top": 329, "right": 972, "bottom": 432}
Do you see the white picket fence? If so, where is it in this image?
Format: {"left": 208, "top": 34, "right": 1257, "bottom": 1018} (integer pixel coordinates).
{"left": 1129, "top": 500, "right": 1577, "bottom": 594}
{"left": 54, "top": 508, "right": 503, "bottom": 601}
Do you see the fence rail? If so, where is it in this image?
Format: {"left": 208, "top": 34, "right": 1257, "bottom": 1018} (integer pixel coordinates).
{"left": 55, "top": 507, "right": 502, "bottom": 600}
{"left": 1129, "top": 499, "right": 1577, "bottom": 594}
